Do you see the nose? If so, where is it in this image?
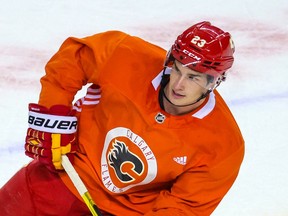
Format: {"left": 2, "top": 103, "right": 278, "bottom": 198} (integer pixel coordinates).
{"left": 174, "top": 75, "right": 185, "bottom": 90}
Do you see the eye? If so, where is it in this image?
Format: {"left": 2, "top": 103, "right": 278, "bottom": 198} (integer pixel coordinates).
{"left": 188, "top": 75, "right": 200, "bottom": 81}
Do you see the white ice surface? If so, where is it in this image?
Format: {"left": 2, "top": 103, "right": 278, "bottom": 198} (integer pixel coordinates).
{"left": 1, "top": 0, "right": 288, "bottom": 215}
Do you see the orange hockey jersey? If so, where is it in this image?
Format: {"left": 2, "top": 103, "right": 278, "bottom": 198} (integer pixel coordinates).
{"left": 39, "top": 31, "right": 244, "bottom": 215}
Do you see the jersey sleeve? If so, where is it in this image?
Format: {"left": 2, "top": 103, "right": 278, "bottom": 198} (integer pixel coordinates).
{"left": 145, "top": 145, "right": 244, "bottom": 216}
{"left": 38, "top": 31, "right": 129, "bottom": 108}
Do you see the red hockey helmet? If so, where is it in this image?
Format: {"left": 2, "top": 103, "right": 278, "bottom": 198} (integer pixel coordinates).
{"left": 166, "top": 21, "right": 235, "bottom": 76}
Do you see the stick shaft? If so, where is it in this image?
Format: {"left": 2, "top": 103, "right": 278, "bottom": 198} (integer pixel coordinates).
{"left": 61, "top": 155, "right": 102, "bottom": 216}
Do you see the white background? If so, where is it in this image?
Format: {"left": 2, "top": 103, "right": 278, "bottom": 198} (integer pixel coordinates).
{"left": 1, "top": 0, "right": 288, "bottom": 215}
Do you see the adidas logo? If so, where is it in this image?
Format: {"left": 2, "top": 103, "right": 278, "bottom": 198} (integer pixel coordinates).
{"left": 173, "top": 156, "right": 187, "bottom": 165}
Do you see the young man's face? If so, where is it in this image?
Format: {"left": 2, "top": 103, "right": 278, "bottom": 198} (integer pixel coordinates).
{"left": 165, "top": 61, "right": 214, "bottom": 107}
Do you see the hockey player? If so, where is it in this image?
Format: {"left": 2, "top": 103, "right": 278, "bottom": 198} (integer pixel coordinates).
{"left": 0, "top": 21, "right": 244, "bottom": 215}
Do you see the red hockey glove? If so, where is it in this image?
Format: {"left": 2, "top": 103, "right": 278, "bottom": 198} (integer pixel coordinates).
{"left": 25, "top": 103, "right": 78, "bottom": 172}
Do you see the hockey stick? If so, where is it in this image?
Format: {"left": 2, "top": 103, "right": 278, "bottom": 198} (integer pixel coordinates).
{"left": 61, "top": 155, "right": 102, "bottom": 216}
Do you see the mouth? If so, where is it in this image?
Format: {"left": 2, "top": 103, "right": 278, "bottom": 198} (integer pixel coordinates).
{"left": 172, "top": 90, "right": 185, "bottom": 99}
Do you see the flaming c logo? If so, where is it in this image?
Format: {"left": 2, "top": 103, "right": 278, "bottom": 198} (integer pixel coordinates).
{"left": 108, "top": 139, "right": 144, "bottom": 183}
{"left": 101, "top": 127, "right": 157, "bottom": 193}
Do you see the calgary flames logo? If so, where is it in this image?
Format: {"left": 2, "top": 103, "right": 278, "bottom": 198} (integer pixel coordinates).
{"left": 108, "top": 139, "right": 144, "bottom": 183}
{"left": 101, "top": 127, "right": 157, "bottom": 193}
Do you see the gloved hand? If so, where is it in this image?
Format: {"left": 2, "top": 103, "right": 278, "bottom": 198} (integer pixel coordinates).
{"left": 25, "top": 103, "right": 78, "bottom": 171}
